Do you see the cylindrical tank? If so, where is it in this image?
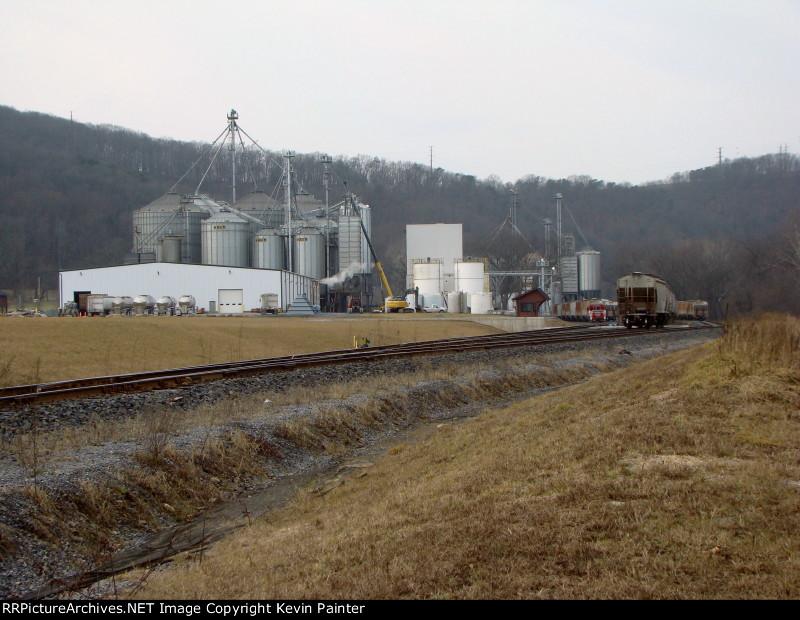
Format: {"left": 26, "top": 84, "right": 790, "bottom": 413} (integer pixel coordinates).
{"left": 455, "top": 260, "right": 485, "bottom": 295}
{"left": 133, "top": 193, "right": 212, "bottom": 264}
{"left": 86, "top": 295, "right": 113, "bottom": 316}
{"left": 132, "top": 193, "right": 183, "bottom": 256}
{"left": 155, "top": 296, "right": 176, "bottom": 315}
{"left": 412, "top": 260, "right": 443, "bottom": 303}
{"left": 132, "top": 295, "right": 155, "bottom": 316}
{"left": 292, "top": 228, "right": 326, "bottom": 279}
{"left": 111, "top": 296, "right": 133, "bottom": 315}
{"left": 160, "top": 236, "right": 182, "bottom": 263}
{"left": 177, "top": 295, "right": 196, "bottom": 315}
{"left": 577, "top": 250, "right": 602, "bottom": 298}
{"left": 202, "top": 210, "right": 250, "bottom": 267}
{"left": 470, "top": 292, "right": 493, "bottom": 315}
{"left": 233, "top": 190, "right": 283, "bottom": 232}
{"left": 446, "top": 291, "right": 462, "bottom": 313}
{"left": 252, "top": 228, "right": 286, "bottom": 270}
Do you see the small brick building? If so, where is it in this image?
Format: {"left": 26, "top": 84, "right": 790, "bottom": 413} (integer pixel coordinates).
{"left": 512, "top": 288, "right": 549, "bottom": 317}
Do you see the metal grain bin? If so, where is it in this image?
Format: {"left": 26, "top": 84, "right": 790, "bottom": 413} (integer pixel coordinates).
{"left": 577, "top": 250, "right": 601, "bottom": 298}
{"left": 252, "top": 228, "right": 286, "bottom": 270}
{"left": 202, "top": 210, "right": 250, "bottom": 267}
{"left": 133, "top": 193, "right": 211, "bottom": 264}
{"left": 292, "top": 228, "right": 326, "bottom": 279}
{"left": 234, "top": 190, "right": 284, "bottom": 232}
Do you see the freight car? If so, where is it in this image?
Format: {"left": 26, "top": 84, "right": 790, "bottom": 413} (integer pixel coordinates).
{"left": 551, "top": 298, "right": 612, "bottom": 322}
{"left": 616, "top": 272, "right": 676, "bottom": 329}
{"left": 676, "top": 300, "right": 709, "bottom": 321}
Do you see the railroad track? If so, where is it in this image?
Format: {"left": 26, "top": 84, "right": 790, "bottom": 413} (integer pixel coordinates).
{"left": 0, "top": 323, "right": 721, "bottom": 407}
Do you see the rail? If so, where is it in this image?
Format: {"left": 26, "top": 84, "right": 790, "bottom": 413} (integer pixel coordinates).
{"left": 0, "top": 323, "right": 721, "bottom": 407}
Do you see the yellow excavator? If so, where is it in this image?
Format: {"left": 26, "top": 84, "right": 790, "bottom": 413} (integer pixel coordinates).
{"left": 358, "top": 217, "right": 417, "bottom": 312}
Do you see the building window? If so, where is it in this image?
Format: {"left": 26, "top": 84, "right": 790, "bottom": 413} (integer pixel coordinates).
{"left": 520, "top": 302, "right": 534, "bottom": 313}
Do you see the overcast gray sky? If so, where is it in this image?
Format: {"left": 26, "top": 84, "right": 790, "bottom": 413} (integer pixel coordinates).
{"left": 1, "top": 0, "right": 797, "bottom": 185}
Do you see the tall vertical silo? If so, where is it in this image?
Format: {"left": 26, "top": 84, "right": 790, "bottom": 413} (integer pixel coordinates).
{"left": 293, "top": 227, "right": 326, "bottom": 279}
{"left": 252, "top": 228, "right": 286, "bottom": 270}
{"left": 577, "top": 250, "right": 602, "bottom": 299}
{"left": 201, "top": 210, "right": 250, "bottom": 267}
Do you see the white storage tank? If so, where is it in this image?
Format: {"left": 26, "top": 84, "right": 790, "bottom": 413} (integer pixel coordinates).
{"left": 455, "top": 259, "right": 485, "bottom": 295}
{"left": 470, "top": 291, "right": 493, "bottom": 315}
{"left": 446, "top": 291, "right": 462, "bottom": 313}
{"left": 292, "top": 228, "right": 326, "bottom": 279}
{"left": 412, "top": 259, "right": 443, "bottom": 304}
{"left": 202, "top": 210, "right": 250, "bottom": 267}
{"left": 252, "top": 228, "right": 286, "bottom": 270}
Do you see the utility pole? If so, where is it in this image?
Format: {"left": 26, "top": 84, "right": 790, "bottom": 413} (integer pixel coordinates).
{"left": 718, "top": 147, "right": 723, "bottom": 166}
{"left": 429, "top": 146, "right": 433, "bottom": 172}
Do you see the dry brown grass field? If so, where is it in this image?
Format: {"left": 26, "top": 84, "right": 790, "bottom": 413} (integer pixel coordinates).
{"left": 129, "top": 315, "right": 800, "bottom": 599}
{"left": 0, "top": 315, "right": 499, "bottom": 385}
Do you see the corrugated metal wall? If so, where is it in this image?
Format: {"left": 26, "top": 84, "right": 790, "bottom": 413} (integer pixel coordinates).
{"left": 59, "top": 263, "right": 318, "bottom": 313}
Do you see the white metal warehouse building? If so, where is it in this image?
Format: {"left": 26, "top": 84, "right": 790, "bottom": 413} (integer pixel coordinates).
{"left": 59, "top": 263, "right": 319, "bottom": 313}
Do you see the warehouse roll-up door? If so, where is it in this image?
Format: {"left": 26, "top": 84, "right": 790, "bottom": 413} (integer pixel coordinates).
{"left": 218, "top": 289, "right": 244, "bottom": 313}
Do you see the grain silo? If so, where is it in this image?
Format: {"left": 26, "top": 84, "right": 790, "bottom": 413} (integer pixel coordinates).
{"left": 201, "top": 210, "right": 250, "bottom": 267}
{"left": 132, "top": 193, "right": 214, "bottom": 264}
{"left": 233, "top": 190, "right": 283, "bottom": 232}
{"left": 577, "top": 250, "right": 601, "bottom": 299}
{"left": 292, "top": 227, "right": 326, "bottom": 279}
{"left": 252, "top": 228, "right": 286, "bottom": 270}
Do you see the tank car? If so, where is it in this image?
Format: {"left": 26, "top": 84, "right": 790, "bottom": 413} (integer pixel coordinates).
{"left": 616, "top": 272, "right": 676, "bottom": 329}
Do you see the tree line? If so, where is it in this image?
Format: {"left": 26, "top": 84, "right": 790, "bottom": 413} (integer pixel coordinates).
{"left": 0, "top": 105, "right": 797, "bottom": 317}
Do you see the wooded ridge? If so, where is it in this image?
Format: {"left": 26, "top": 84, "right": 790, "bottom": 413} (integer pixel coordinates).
{"left": 1, "top": 105, "right": 798, "bottom": 316}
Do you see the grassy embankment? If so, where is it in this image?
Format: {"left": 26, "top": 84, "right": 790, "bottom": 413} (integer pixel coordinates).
{"left": 130, "top": 315, "right": 800, "bottom": 599}
{"left": 0, "top": 315, "right": 498, "bottom": 385}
